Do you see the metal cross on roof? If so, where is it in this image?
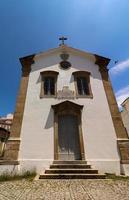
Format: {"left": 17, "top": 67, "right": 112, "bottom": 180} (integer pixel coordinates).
{"left": 59, "top": 36, "right": 67, "bottom": 45}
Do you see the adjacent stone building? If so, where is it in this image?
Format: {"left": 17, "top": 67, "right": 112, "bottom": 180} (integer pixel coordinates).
{"left": 121, "top": 97, "right": 129, "bottom": 137}
{"left": 0, "top": 114, "right": 13, "bottom": 157}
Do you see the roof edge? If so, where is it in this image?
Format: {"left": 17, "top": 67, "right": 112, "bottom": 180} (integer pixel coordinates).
{"left": 19, "top": 45, "right": 111, "bottom": 66}
{"left": 19, "top": 54, "right": 35, "bottom": 66}
{"left": 94, "top": 54, "right": 111, "bottom": 67}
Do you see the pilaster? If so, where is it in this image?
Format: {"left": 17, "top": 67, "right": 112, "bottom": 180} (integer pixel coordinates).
{"left": 3, "top": 55, "right": 35, "bottom": 161}
{"left": 95, "top": 55, "right": 129, "bottom": 168}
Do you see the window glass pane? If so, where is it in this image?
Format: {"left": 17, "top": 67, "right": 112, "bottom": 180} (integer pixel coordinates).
{"left": 50, "top": 77, "right": 55, "bottom": 95}
{"left": 77, "top": 77, "right": 89, "bottom": 95}
{"left": 44, "top": 77, "right": 55, "bottom": 95}
{"left": 82, "top": 77, "right": 89, "bottom": 95}
{"left": 77, "top": 77, "right": 82, "bottom": 95}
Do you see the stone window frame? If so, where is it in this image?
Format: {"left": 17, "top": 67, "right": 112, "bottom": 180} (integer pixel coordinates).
{"left": 40, "top": 71, "right": 59, "bottom": 98}
{"left": 72, "top": 71, "right": 93, "bottom": 99}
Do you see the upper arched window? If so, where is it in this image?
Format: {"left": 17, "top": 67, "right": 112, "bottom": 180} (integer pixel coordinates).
{"left": 40, "top": 71, "right": 59, "bottom": 98}
{"left": 72, "top": 71, "right": 93, "bottom": 98}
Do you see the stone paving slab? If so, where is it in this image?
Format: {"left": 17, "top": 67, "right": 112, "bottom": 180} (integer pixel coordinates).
{"left": 0, "top": 179, "right": 129, "bottom": 200}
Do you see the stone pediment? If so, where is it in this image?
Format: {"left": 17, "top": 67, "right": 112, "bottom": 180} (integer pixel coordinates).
{"left": 52, "top": 100, "right": 83, "bottom": 113}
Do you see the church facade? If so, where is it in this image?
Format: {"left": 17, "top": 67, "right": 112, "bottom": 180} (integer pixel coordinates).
{"left": 1, "top": 43, "right": 129, "bottom": 176}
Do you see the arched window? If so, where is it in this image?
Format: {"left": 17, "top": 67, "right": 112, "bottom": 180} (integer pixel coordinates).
{"left": 40, "top": 71, "right": 59, "bottom": 98}
{"left": 72, "top": 71, "right": 93, "bottom": 98}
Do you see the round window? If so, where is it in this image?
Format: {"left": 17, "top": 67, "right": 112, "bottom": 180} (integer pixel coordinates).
{"left": 60, "top": 61, "right": 71, "bottom": 70}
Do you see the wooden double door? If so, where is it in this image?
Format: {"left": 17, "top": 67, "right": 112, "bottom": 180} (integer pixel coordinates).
{"left": 58, "top": 114, "right": 81, "bottom": 160}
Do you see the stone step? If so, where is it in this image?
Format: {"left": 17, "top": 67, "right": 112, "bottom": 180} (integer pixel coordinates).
{"left": 45, "top": 169, "right": 98, "bottom": 174}
{"left": 50, "top": 164, "right": 91, "bottom": 169}
{"left": 53, "top": 160, "right": 87, "bottom": 164}
{"left": 39, "top": 174, "right": 106, "bottom": 179}
{"left": 39, "top": 160, "right": 105, "bottom": 179}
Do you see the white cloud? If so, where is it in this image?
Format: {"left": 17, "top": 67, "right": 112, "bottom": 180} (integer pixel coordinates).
{"left": 115, "top": 86, "right": 129, "bottom": 109}
{"left": 110, "top": 58, "right": 129, "bottom": 75}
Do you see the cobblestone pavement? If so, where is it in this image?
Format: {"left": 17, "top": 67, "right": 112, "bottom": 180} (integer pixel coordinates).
{"left": 0, "top": 179, "right": 129, "bottom": 200}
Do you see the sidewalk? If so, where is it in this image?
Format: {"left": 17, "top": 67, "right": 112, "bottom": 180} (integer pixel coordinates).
{"left": 0, "top": 179, "right": 129, "bottom": 200}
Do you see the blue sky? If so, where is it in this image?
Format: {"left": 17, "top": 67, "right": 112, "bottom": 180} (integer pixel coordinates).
{"left": 0, "top": 0, "right": 129, "bottom": 116}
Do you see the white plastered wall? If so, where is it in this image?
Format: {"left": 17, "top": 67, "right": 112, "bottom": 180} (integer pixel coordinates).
{"left": 18, "top": 50, "right": 120, "bottom": 174}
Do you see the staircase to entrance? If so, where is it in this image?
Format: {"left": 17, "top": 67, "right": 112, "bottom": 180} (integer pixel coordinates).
{"left": 39, "top": 160, "right": 106, "bottom": 179}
